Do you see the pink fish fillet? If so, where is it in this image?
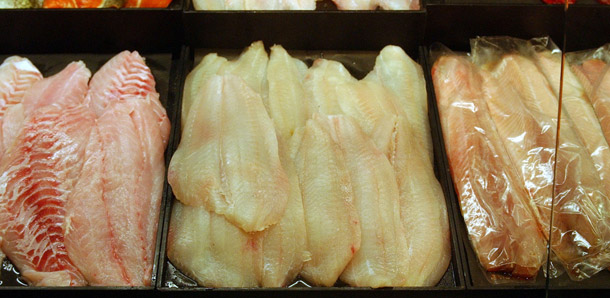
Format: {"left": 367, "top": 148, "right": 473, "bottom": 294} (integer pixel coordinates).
{"left": 64, "top": 51, "right": 170, "bottom": 286}
{"left": 0, "top": 62, "right": 93, "bottom": 286}
{"left": 432, "top": 55, "right": 547, "bottom": 278}
{"left": 0, "top": 56, "right": 42, "bottom": 158}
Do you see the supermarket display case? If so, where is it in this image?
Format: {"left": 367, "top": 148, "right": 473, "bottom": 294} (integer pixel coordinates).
{"left": 1, "top": 1, "right": 610, "bottom": 296}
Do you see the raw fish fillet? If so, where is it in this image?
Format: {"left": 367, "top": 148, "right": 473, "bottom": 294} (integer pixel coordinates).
{"left": 303, "top": 59, "right": 356, "bottom": 116}
{"left": 181, "top": 53, "right": 227, "bottom": 129}
{"left": 294, "top": 114, "right": 361, "bottom": 286}
{"left": 167, "top": 201, "right": 260, "bottom": 287}
{"left": 366, "top": 45, "right": 433, "bottom": 163}
{"left": 485, "top": 53, "right": 610, "bottom": 280}
{"left": 332, "top": 0, "right": 418, "bottom": 10}
{"left": 587, "top": 63, "right": 610, "bottom": 148}
{"left": 193, "top": 0, "right": 316, "bottom": 10}
{"left": 0, "top": 62, "right": 92, "bottom": 286}
{"left": 65, "top": 51, "right": 170, "bottom": 286}
{"left": 257, "top": 134, "right": 309, "bottom": 287}
{"left": 264, "top": 45, "right": 310, "bottom": 138}
{"left": 535, "top": 51, "right": 610, "bottom": 204}
{"left": 432, "top": 55, "right": 546, "bottom": 278}
{"left": 167, "top": 134, "right": 308, "bottom": 287}
{"left": 168, "top": 74, "right": 289, "bottom": 232}
{"left": 571, "top": 59, "right": 607, "bottom": 98}
{"left": 0, "top": 56, "right": 42, "bottom": 160}
{"left": 329, "top": 115, "right": 409, "bottom": 288}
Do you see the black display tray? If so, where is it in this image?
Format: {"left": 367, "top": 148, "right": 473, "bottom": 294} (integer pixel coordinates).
{"left": 155, "top": 45, "right": 465, "bottom": 296}
{"left": 0, "top": 47, "right": 185, "bottom": 291}
{"left": 0, "top": 0, "right": 184, "bottom": 55}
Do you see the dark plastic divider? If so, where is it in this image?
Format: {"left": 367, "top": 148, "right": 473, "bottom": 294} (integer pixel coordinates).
{"left": 157, "top": 45, "right": 464, "bottom": 295}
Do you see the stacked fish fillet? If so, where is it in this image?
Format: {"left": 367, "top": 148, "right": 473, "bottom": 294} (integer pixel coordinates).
{"left": 192, "top": 0, "right": 419, "bottom": 10}
{"left": 432, "top": 36, "right": 610, "bottom": 281}
{"left": 0, "top": 52, "right": 170, "bottom": 286}
{"left": 167, "top": 41, "right": 450, "bottom": 288}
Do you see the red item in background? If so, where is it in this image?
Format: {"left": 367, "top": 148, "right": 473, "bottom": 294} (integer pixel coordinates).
{"left": 43, "top": 0, "right": 124, "bottom": 8}
{"left": 598, "top": 0, "right": 610, "bottom": 4}
{"left": 124, "top": 0, "right": 171, "bottom": 7}
{"left": 541, "top": 0, "right": 575, "bottom": 3}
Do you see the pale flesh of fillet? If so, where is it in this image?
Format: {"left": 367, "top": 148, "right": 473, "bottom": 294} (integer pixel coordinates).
{"left": 535, "top": 51, "right": 610, "bottom": 205}
{"left": 0, "top": 57, "right": 42, "bottom": 262}
{"left": 294, "top": 114, "right": 361, "bottom": 287}
{"left": 193, "top": 0, "right": 316, "bottom": 10}
{"left": 571, "top": 59, "right": 607, "bottom": 99}
{"left": 366, "top": 45, "right": 433, "bottom": 163}
{"left": 0, "top": 62, "right": 93, "bottom": 286}
{"left": 167, "top": 201, "right": 260, "bottom": 287}
{"left": 168, "top": 74, "right": 289, "bottom": 232}
{"left": 264, "top": 45, "right": 310, "bottom": 139}
{"left": 325, "top": 115, "right": 408, "bottom": 288}
{"left": 167, "top": 134, "right": 308, "bottom": 287}
{"left": 485, "top": 53, "right": 610, "bottom": 280}
{"left": 369, "top": 46, "right": 450, "bottom": 285}
{"left": 64, "top": 51, "right": 170, "bottom": 286}
{"left": 0, "top": 56, "right": 42, "bottom": 157}
{"left": 303, "top": 58, "right": 356, "bottom": 116}
{"left": 181, "top": 53, "right": 227, "bottom": 129}
{"left": 588, "top": 63, "right": 610, "bottom": 149}
{"left": 432, "top": 55, "right": 547, "bottom": 278}
{"left": 257, "top": 134, "right": 309, "bottom": 287}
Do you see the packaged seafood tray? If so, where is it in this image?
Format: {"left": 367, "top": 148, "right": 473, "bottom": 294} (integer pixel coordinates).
{"left": 0, "top": 0, "right": 183, "bottom": 55}
{"left": 0, "top": 46, "right": 185, "bottom": 293}
{"left": 182, "top": 0, "right": 425, "bottom": 55}
{"left": 155, "top": 44, "right": 465, "bottom": 296}
{"left": 423, "top": 3, "right": 566, "bottom": 296}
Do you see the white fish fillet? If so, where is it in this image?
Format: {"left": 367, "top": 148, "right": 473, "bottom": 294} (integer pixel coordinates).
{"left": 332, "top": 0, "right": 418, "bottom": 10}
{"left": 168, "top": 74, "right": 289, "bottom": 232}
{"left": 303, "top": 58, "right": 356, "bottom": 116}
{"left": 167, "top": 201, "right": 260, "bottom": 287}
{"left": 264, "top": 45, "right": 310, "bottom": 138}
{"left": 294, "top": 114, "right": 361, "bottom": 287}
{"left": 329, "top": 115, "right": 409, "bottom": 288}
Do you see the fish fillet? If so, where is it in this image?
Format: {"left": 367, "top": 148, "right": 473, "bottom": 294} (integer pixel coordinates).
{"left": 168, "top": 74, "right": 289, "bottom": 232}
{"left": 64, "top": 51, "right": 170, "bottom": 286}
{"left": 167, "top": 134, "right": 307, "bottom": 287}
{"left": 571, "top": 59, "right": 607, "bottom": 99}
{"left": 535, "top": 51, "right": 610, "bottom": 203}
{"left": 327, "top": 115, "right": 408, "bottom": 288}
{"left": 588, "top": 63, "right": 610, "bottom": 148}
{"left": 303, "top": 58, "right": 356, "bottom": 116}
{"left": 263, "top": 45, "right": 310, "bottom": 139}
{"left": 366, "top": 45, "right": 433, "bottom": 163}
{"left": 193, "top": 0, "right": 316, "bottom": 10}
{"left": 217, "top": 41, "right": 269, "bottom": 95}
{"left": 485, "top": 53, "right": 610, "bottom": 280}
{"left": 0, "top": 56, "right": 42, "bottom": 157}
{"left": 181, "top": 53, "right": 227, "bottom": 129}
{"left": 432, "top": 55, "right": 546, "bottom": 278}
{"left": 294, "top": 114, "right": 361, "bottom": 287}
{"left": 0, "top": 62, "right": 92, "bottom": 286}
{"left": 257, "top": 134, "right": 309, "bottom": 287}
{"left": 167, "top": 201, "right": 260, "bottom": 287}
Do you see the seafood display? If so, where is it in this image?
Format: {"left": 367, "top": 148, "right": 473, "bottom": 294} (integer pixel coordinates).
{"left": 192, "top": 0, "right": 419, "bottom": 10}
{"left": 0, "top": 0, "right": 170, "bottom": 8}
{"left": 0, "top": 53, "right": 170, "bottom": 286}
{"left": 167, "top": 41, "right": 450, "bottom": 288}
{"left": 432, "top": 37, "right": 610, "bottom": 281}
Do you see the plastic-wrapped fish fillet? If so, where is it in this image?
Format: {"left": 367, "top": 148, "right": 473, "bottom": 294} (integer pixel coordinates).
{"left": 432, "top": 53, "right": 547, "bottom": 279}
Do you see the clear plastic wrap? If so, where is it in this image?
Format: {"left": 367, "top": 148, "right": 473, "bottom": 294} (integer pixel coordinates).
{"left": 431, "top": 45, "right": 547, "bottom": 281}
{"left": 470, "top": 36, "right": 610, "bottom": 281}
